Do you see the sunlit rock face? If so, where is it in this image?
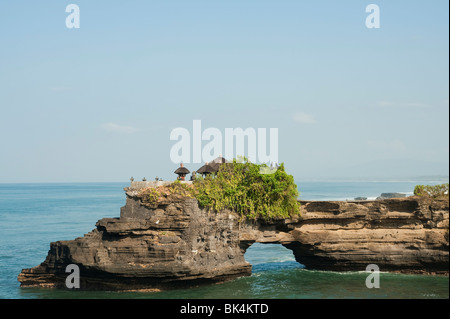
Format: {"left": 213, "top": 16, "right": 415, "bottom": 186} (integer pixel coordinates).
{"left": 18, "top": 190, "right": 449, "bottom": 290}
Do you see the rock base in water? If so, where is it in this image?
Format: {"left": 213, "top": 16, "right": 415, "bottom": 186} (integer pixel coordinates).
{"left": 18, "top": 187, "right": 449, "bottom": 290}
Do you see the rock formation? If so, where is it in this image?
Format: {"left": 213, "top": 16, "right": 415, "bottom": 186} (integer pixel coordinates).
{"left": 18, "top": 186, "right": 449, "bottom": 290}
{"left": 376, "top": 192, "right": 407, "bottom": 200}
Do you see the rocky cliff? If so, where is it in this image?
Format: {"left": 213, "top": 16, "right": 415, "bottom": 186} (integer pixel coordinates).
{"left": 18, "top": 187, "right": 449, "bottom": 290}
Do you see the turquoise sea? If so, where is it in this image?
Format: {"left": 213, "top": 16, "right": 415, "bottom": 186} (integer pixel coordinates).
{"left": 0, "top": 181, "right": 448, "bottom": 299}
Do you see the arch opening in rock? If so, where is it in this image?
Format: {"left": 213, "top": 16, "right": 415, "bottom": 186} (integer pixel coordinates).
{"left": 244, "top": 243, "right": 305, "bottom": 273}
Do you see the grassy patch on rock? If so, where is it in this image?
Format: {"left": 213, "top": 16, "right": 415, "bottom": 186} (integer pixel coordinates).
{"left": 414, "top": 183, "right": 449, "bottom": 199}
{"left": 138, "top": 159, "right": 301, "bottom": 221}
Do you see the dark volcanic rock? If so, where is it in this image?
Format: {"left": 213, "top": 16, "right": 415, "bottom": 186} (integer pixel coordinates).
{"left": 18, "top": 194, "right": 251, "bottom": 291}
{"left": 18, "top": 190, "right": 449, "bottom": 290}
{"left": 376, "top": 192, "right": 407, "bottom": 200}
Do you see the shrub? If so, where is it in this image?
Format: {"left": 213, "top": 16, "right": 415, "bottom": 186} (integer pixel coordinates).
{"left": 192, "top": 159, "right": 301, "bottom": 221}
{"left": 139, "top": 180, "right": 194, "bottom": 208}
{"left": 414, "top": 183, "right": 449, "bottom": 199}
{"left": 138, "top": 159, "right": 301, "bottom": 221}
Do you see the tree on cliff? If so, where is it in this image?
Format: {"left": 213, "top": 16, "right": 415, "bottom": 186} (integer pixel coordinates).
{"left": 192, "top": 159, "right": 301, "bottom": 220}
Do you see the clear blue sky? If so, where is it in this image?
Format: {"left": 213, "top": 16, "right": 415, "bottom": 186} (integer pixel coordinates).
{"left": 0, "top": 0, "right": 448, "bottom": 182}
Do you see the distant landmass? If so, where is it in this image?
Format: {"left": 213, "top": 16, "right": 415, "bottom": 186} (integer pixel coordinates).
{"left": 300, "top": 175, "right": 450, "bottom": 183}
{"left": 293, "top": 159, "right": 449, "bottom": 182}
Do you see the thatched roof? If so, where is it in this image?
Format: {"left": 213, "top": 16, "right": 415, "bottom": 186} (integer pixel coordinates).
{"left": 208, "top": 162, "right": 221, "bottom": 172}
{"left": 197, "top": 156, "right": 230, "bottom": 174}
{"left": 196, "top": 163, "right": 216, "bottom": 174}
{"left": 174, "top": 166, "right": 190, "bottom": 175}
{"left": 211, "top": 156, "right": 229, "bottom": 164}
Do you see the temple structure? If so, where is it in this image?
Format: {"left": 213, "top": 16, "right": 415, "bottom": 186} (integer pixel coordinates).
{"left": 196, "top": 156, "right": 230, "bottom": 177}
{"left": 174, "top": 163, "right": 190, "bottom": 181}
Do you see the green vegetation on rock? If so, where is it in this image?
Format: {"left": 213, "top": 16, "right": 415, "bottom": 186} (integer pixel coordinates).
{"left": 138, "top": 159, "right": 301, "bottom": 221}
{"left": 193, "top": 159, "right": 300, "bottom": 221}
{"left": 414, "top": 183, "right": 449, "bottom": 199}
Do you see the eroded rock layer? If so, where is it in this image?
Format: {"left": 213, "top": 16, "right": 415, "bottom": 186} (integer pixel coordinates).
{"left": 18, "top": 189, "right": 449, "bottom": 290}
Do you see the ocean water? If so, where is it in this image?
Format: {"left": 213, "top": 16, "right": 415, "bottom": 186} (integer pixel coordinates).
{"left": 0, "top": 181, "right": 448, "bottom": 299}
